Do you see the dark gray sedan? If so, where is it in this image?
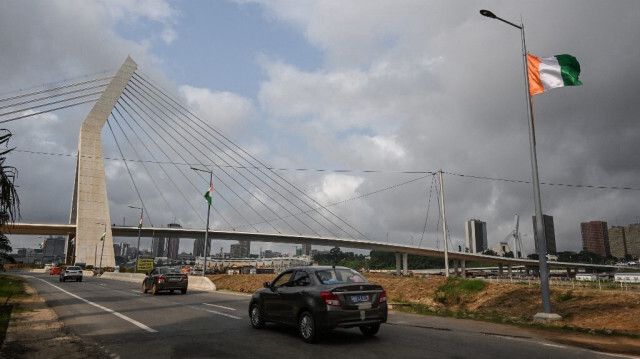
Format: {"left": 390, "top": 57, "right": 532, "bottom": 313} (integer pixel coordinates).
{"left": 249, "top": 266, "right": 387, "bottom": 342}
{"left": 142, "top": 266, "right": 188, "bottom": 295}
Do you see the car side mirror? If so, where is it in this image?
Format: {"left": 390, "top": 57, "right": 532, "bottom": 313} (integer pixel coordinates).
{"left": 263, "top": 281, "right": 271, "bottom": 289}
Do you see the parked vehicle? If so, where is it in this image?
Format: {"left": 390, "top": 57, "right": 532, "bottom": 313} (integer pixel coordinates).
{"left": 59, "top": 266, "right": 83, "bottom": 282}
{"left": 142, "top": 266, "right": 188, "bottom": 295}
{"left": 249, "top": 266, "right": 387, "bottom": 343}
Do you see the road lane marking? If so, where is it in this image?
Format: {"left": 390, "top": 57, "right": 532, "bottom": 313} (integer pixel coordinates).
{"left": 186, "top": 305, "right": 242, "bottom": 320}
{"left": 35, "top": 278, "right": 157, "bottom": 333}
{"left": 203, "top": 303, "right": 236, "bottom": 311}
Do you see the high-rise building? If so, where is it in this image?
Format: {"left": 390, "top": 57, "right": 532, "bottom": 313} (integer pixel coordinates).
{"left": 624, "top": 224, "right": 640, "bottom": 259}
{"left": 302, "top": 243, "right": 311, "bottom": 256}
{"left": 532, "top": 214, "right": 557, "bottom": 255}
{"left": 608, "top": 226, "right": 628, "bottom": 259}
{"left": 230, "top": 240, "right": 250, "bottom": 258}
{"left": 151, "top": 237, "right": 166, "bottom": 258}
{"left": 166, "top": 223, "right": 181, "bottom": 259}
{"left": 465, "top": 219, "right": 487, "bottom": 253}
{"left": 581, "top": 221, "right": 611, "bottom": 257}
{"left": 193, "top": 238, "right": 205, "bottom": 257}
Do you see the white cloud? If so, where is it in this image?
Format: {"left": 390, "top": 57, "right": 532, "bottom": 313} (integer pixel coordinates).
{"left": 179, "top": 85, "right": 256, "bottom": 135}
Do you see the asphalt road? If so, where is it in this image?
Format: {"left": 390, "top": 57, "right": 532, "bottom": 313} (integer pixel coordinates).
{"left": 23, "top": 273, "right": 621, "bottom": 359}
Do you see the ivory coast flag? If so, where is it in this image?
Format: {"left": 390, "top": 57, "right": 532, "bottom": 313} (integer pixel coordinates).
{"left": 204, "top": 185, "right": 213, "bottom": 206}
{"left": 527, "top": 53, "right": 582, "bottom": 96}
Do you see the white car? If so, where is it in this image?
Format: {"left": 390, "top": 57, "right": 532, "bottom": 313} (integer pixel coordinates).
{"left": 59, "top": 266, "right": 83, "bottom": 282}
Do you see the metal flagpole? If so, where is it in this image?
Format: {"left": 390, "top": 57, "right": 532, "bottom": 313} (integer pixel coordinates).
{"left": 203, "top": 171, "right": 212, "bottom": 277}
{"left": 439, "top": 170, "right": 450, "bottom": 277}
{"left": 480, "top": 9, "right": 559, "bottom": 320}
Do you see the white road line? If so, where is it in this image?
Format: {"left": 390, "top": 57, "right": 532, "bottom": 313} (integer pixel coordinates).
{"left": 186, "top": 305, "right": 243, "bottom": 320}
{"left": 203, "top": 303, "right": 236, "bottom": 311}
{"left": 35, "top": 278, "right": 157, "bottom": 333}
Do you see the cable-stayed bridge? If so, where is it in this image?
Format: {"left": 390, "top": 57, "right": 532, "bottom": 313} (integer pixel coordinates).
{"left": 0, "top": 57, "right": 616, "bottom": 274}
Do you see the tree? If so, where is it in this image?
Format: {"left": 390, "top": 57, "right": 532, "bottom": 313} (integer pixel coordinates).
{"left": 0, "top": 130, "right": 20, "bottom": 263}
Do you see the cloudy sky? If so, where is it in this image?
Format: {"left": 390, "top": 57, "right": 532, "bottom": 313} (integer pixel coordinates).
{"left": 2, "top": 0, "right": 639, "bottom": 256}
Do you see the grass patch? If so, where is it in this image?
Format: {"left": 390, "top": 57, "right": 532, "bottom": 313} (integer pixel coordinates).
{"left": 434, "top": 277, "right": 487, "bottom": 305}
{"left": 555, "top": 291, "right": 575, "bottom": 302}
{"left": 0, "top": 274, "right": 28, "bottom": 346}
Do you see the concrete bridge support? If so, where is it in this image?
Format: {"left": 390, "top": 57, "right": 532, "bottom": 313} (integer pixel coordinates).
{"left": 508, "top": 264, "right": 513, "bottom": 278}
{"left": 453, "top": 259, "right": 459, "bottom": 276}
{"left": 394, "top": 253, "right": 409, "bottom": 276}
{"left": 498, "top": 263, "right": 504, "bottom": 278}
{"left": 461, "top": 259, "right": 466, "bottom": 278}
{"left": 67, "top": 57, "right": 137, "bottom": 267}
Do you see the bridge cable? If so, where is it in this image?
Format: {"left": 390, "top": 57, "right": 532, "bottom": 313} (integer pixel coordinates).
{"left": 105, "top": 115, "right": 154, "bottom": 228}
{"left": 127, "top": 78, "right": 328, "bottom": 237}
{"left": 120, "top": 87, "right": 277, "bottom": 233}
{"left": 112, "top": 97, "right": 210, "bottom": 227}
{"left": 0, "top": 82, "right": 109, "bottom": 111}
{"left": 117, "top": 92, "right": 243, "bottom": 231}
{"left": 0, "top": 75, "right": 113, "bottom": 103}
{"left": 133, "top": 73, "right": 366, "bottom": 240}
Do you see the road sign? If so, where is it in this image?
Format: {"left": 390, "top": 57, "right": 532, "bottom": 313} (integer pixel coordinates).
{"left": 137, "top": 259, "right": 154, "bottom": 272}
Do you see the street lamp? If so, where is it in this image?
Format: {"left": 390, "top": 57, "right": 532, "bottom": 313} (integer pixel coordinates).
{"left": 191, "top": 166, "right": 213, "bottom": 277}
{"left": 128, "top": 205, "right": 144, "bottom": 273}
{"left": 96, "top": 222, "right": 106, "bottom": 274}
{"left": 479, "top": 9, "right": 559, "bottom": 321}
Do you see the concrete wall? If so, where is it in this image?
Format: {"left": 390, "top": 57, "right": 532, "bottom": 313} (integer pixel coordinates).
{"left": 100, "top": 271, "right": 216, "bottom": 291}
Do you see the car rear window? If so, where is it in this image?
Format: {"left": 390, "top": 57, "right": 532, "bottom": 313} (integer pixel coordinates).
{"left": 67, "top": 266, "right": 81, "bottom": 270}
{"left": 160, "top": 267, "right": 183, "bottom": 274}
{"left": 315, "top": 268, "right": 369, "bottom": 284}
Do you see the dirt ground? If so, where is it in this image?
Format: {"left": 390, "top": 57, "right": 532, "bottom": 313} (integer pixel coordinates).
{"left": 2, "top": 273, "right": 639, "bottom": 358}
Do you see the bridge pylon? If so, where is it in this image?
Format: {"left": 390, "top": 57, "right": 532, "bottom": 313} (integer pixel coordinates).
{"left": 66, "top": 57, "right": 138, "bottom": 267}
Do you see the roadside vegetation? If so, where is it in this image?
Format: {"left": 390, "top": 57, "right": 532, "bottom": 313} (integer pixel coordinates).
{"left": 0, "top": 274, "right": 28, "bottom": 346}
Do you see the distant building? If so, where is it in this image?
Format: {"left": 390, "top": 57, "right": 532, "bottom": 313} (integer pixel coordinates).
{"left": 624, "top": 224, "right": 640, "bottom": 259}
{"left": 489, "top": 241, "right": 511, "bottom": 256}
{"left": 193, "top": 238, "right": 205, "bottom": 257}
{"left": 608, "top": 226, "right": 628, "bottom": 259}
{"left": 465, "top": 219, "right": 487, "bottom": 253}
{"left": 262, "top": 249, "right": 282, "bottom": 258}
{"left": 166, "top": 223, "right": 182, "bottom": 260}
{"left": 581, "top": 221, "right": 611, "bottom": 257}
{"left": 230, "top": 241, "right": 250, "bottom": 258}
{"left": 151, "top": 236, "right": 166, "bottom": 258}
{"left": 532, "top": 214, "right": 557, "bottom": 255}
{"left": 42, "top": 236, "right": 66, "bottom": 262}
{"left": 302, "top": 243, "right": 312, "bottom": 256}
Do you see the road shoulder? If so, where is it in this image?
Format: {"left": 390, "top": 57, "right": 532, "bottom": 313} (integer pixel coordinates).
{"left": 0, "top": 279, "right": 113, "bottom": 359}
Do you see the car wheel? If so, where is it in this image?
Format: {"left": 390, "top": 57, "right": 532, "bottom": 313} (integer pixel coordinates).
{"left": 249, "top": 303, "right": 265, "bottom": 329}
{"left": 181, "top": 289, "right": 187, "bottom": 294}
{"left": 142, "top": 282, "right": 148, "bottom": 293}
{"left": 298, "top": 311, "right": 317, "bottom": 343}
{"left": 152, "top": 283, "right": 159, "bottom": 295}
{"left": 359, "top": 323, "right": 380, "bottom": 337}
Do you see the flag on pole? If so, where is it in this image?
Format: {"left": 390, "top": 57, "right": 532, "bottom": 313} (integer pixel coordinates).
{"left": 527, "top": 53, "right": 582, "bottom": 96}
{"left": 70, "top": 237, "right": 75, "bottom": 245}
{"left": 204, "top": 185, "right": 214, "bottom": 206}
{"left": 100, "top": 232, "right": 106, "bottom": 241}
{"left": 138, "top": 216, "right": 143, "bottom": 229}
{"left": 39, "top": 240, "right": 45, "bottom": 249}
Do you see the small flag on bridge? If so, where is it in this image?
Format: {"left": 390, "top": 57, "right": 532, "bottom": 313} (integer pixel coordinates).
{"left": 139, "top": 216, "right": 143, "bottom": 229}
{"left": 204, "top": 185, "right": 214, "bottom": 206}
{"left": 39, "top": 240, "right": 45, "bottom": 249}
{"left": 70, "top": 237, "right": 75, "bottom": 245}
{"left": 100, "top": 232, "right": 106, "bottom": 241}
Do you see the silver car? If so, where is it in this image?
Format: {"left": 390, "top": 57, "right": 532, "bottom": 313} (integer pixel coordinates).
{"left": 59, "top": 266, "right": 83, "bottom": 282}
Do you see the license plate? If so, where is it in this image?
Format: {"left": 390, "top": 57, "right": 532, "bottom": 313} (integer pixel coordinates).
{"left": 350, "top": 295, "right": 369, "bottom": 303}
{"left": 167, "top": 277, "right": 179, "bottom": 282}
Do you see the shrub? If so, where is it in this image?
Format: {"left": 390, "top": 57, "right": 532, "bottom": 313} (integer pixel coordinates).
{"left": 434, "top": 277, "right": 487, "bottom": 306}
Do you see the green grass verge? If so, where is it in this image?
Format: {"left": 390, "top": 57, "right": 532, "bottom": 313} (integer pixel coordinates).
{"left": 0, "top": 274, "right": 29, "bottom": 346}
{"left": 433, "top": 277, "right": 487, "bottom": 305}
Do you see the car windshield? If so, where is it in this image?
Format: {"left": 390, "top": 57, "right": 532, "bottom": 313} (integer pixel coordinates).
{"left": 315, "top": 268, "right": 368, "bottom": 284}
